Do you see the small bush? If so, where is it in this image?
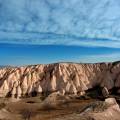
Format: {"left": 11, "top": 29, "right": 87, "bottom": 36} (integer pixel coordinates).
{"left": 0, "top": 103, "right": 6, "bottom": 110}
{"left": 20, "top": 109, "right": 31, "bottom": 120}
{"left": 20, "top": 109, "right": 37, "bottom": 120}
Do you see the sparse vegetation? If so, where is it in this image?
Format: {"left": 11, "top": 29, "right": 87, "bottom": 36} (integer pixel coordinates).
{"left": 0, "top": 102, "right": 6, "bottom": 110}
{"left": 20, "top": 109, "right": 37, "bottom": 120}
{"left": 20, "top": 109, "right": 32, "bottom": 120}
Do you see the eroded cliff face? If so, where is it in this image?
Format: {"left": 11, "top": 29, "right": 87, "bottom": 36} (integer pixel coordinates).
{"left": 0, "top": 62, "right": 120, "bottom": 98}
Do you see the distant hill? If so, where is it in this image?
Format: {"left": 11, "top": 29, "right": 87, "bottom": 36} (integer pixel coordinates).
{"left": 0, "top": 65, "right": 11, "bottom": 68}
{"left": 0, "top": 65, "right": 5, "bottom": 68}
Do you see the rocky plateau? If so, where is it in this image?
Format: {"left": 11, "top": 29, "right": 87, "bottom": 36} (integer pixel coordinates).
{"left": 0, "top": 62, "right": 120, "bottom": 98}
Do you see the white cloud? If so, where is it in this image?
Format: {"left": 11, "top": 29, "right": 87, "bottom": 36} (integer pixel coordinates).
{"left": 78, "top": 53, "right": 120, "bottom": 63}
{"left": 0, "top": 31, "right": 120, "bottom": 48}
{"left": 0, "top": 0, "right": 120, "bottom": 47}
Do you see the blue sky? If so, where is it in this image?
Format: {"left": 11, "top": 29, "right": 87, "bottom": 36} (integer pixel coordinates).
{"left": 0, "top": 0, "right": 120, "bottom": 65}
{"left": 1, "top": 43, "right": 120, "bottom": 66}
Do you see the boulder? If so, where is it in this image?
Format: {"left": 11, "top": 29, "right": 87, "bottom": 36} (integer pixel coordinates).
{"left": 102, "top": 87, "right": 109, "bottom": 98}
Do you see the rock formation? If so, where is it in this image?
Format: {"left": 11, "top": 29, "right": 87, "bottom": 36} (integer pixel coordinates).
{"left": 80, "top": 98, "right": 120, "bottom": 120}
{"left": 0, "top": 62, "right": 120, "bottom": 98}
{"left": 56, "top": 98, "right": 120, "bottom": 120}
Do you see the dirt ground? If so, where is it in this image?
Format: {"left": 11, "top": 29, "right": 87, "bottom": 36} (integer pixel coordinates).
{"left": 0, "top": 96, "right": 97, "bottom": 120}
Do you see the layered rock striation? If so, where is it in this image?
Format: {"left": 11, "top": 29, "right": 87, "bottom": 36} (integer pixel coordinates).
{"left": 0, "top": 62, "right": 120, "bottom": 98}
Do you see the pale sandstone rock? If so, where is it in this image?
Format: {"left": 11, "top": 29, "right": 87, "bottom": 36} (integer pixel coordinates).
{"left": 105, "top": 98, "right": 117, "bottom": 106}
{"left": 115, "top": 74, "right": 120, "bottom": 87}
{"left": 91, "top": 98, "right": 120, "bottom": 120}
{"left": 0, "top": 62, "right": 120, "bottom": 97}
{"left": 102, "top": 87, "right": 109, "bottom": 98}
{"left": 11, "top": 87, "right": 16, "bottom": 98}
{"left": 79, "top": 98, "right": 120, "bottom": 120}
{"left": 101, "top": 71, "right": 114, "bottom": 89}
{"left": 16, "top": 85, "right": 22, "bottom": 98}
{"left": 80, "top": 91, "right": 85, "bottom": 96}
{"left": 41, "top": 92, "right": 68, "bottom": 109}
{"left": 0, "top": 80, "right": 9, "bottom": 97}
{"left": 36, "top": 85, "right": 42, "bottom": 93}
